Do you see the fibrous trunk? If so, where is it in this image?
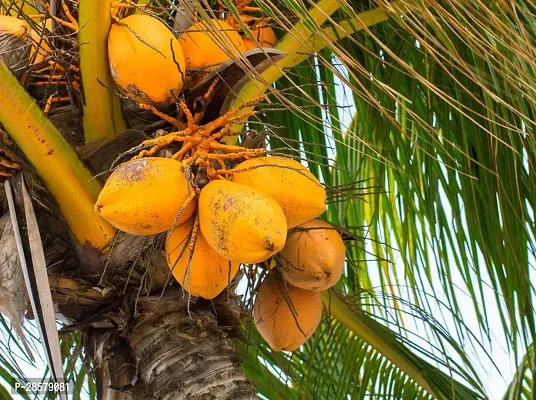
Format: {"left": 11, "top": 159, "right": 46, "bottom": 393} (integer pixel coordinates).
{"left": 87, "top": 288, "right": 257, "bottom": 400}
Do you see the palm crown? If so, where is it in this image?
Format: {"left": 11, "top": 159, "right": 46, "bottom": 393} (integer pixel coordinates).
{"left": 0, "top": 0, "right": 534, "bottom": 399}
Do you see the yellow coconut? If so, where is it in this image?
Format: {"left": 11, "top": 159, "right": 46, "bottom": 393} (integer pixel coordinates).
{"left": 198, "top": 179, "right": 287, "bottom": 263}
{"left": 95, "top": 157, "right": 196, "bottom": 235}
{"left": 29, "top": 19, "right": 52, "bottom": 66}
{"left": 178, "top": 19, "right": 245, "bottom": 71}
{"left": 0, "top": 16, "right": 31, "bottom": 75}
{"left": 232, "top": 157, "right": 326, "bottom": 228}
{"left": 242, "top": 18, "right": 276, "bottom": 50}
{"left": 108, "top": 14, "right": 186, "bottom": 104}
{"left": 0, "top": 15, "right": 28, "bottom": 36}
{"left": 254, "top": 272, "right": 322, "bottom": 351}
{"left": 279, "top": 219, "right": 345, "bottom": 291}
{"left": 166, "top": 216, "right": 240, "bottom": 299}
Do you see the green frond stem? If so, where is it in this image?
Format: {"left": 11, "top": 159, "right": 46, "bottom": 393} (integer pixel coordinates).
{"left": 281, "top": 1, "right": 414, "bottom": 71}
{"left": 225, "top": 1, "right": 410, "bottom": 136}
{"left": 321, "top": 289, "right": 438, "bottom": 397}
{"left": 276, "top": 0, "right": 343, "bottom": 57}
{"left": 78, "top": 0, "right": 126, "bottom": 143}
{"left": 0, "top": 61, "right": 117, "bottom": 250}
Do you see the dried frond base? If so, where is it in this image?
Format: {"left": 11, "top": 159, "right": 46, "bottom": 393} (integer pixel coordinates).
{"left": 0, "top": 130, "right": 21, "bottom": 179}
{"left": 0, "top": 218, "right": 29, "bottom": 337}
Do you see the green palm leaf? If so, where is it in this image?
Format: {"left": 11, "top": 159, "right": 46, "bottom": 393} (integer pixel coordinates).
{"left": 248, "top": 0, "right": 536, "bottom": 397}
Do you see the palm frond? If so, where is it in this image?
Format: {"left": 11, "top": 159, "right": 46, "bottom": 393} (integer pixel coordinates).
{"left": 504, "top": 343, "right": 536, "bottom": 400}
{"left": 241, "top": 286, "right": 489, "bottom": 399}
{"left": 248, "top": 0, "right": 536, "bottom": 396}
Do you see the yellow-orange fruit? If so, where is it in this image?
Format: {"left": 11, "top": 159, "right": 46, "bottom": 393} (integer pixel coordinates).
{"left": 29, "top": 20, "right": 52, "bottom": 66}
{"left": 0, "top": 15, "right": 28, "bottom": 37}
{"left": 178, "top": 20, "right": 245, "bottom": 71}
{"left": 232, "top": 157, "right": 326, "bottom": 228}
{"left": 254, "top": 272, "right": 322, "bottom": 351}
{"left": 0, "top": 17, "right": 52, "bottom": 67}
{"left": 108, "top": 14, "right": 185, "bottom": 104}
{"left": 279, "top": 219, "right": 345, "bottom": 291}
{"left": 0, "top": 16, "right": 30, "bottom": 75}
{"left": 198, "top": 180, "right": 287, "bottom": 263}
{"left": 243, "top": 24, "right": 276, "bottom": 50}
{"left": 166, "top": 216, "right": 240, "bottom": 299}
{"left": 95, "top": 157, "right": 196, "bottom": 235}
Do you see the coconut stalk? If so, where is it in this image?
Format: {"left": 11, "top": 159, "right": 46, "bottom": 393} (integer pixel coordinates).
{"left": 321, "top": 289, "right": 486, "bottom": 399}
{"left": 0, "top": 60, "right": 116, "bottom": 250}
{"left": 78, "top": 0, "right": 126, "bottom": 143}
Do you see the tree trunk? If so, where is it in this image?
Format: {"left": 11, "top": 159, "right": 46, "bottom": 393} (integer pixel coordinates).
{"left": 86, "top": 288, "right": 257, "bottom": 400}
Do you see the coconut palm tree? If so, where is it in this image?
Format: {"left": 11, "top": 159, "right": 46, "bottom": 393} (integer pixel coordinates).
{"left": 0, "top": 0, "right": 534, "bottom": 399}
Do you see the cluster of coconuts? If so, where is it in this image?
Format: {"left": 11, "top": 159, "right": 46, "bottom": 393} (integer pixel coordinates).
{"left": 94, "top": 155, "right": 346, "bottom": 351}
{"left": 253, "top": 217, "right": 346, "bottom": 351}
{"left": 107, "top": 12, "right": 276, "bottom": 105}
{"left": 1, "top": 9, "right": 342, "bottom": 353}
{"left": 100, "top": 12, "right": 344, "bottom": 354}
{"left": 0, "top": 9, "right": 341, "bottom": 352}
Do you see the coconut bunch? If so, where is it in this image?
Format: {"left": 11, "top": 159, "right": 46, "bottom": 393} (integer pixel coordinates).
{"left": 0, "top": 3, "right": 277, "bottom": 114}
{"left": 95, "top": 153, "right": 346, "bottom": 352}
{"left": 108, "top": 13, "right": 246, "bottom": 102}
{"left": 108, "top": 6, "right": 277, "bottom": 103}
{"left": 98, "top": 4, "right": 343, "bottom": 354}
{"left": 1, "top": 2, "right": 343, "bottom": 353}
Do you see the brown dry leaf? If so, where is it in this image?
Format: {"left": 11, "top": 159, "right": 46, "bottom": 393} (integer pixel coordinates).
{"left": 0, "top": 213, "right": 29, "bottom": 336}
{"left": 0, "top": 212, "right": 8, "bottom": 233}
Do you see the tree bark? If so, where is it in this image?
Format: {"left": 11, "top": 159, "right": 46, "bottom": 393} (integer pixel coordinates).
{"left": 87, "top": 289, "right": 257, "bottom": 400}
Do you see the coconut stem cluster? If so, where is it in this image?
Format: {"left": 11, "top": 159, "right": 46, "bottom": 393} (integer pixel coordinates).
{"left": 3, "top": 2, "right": 345, "bottom": 353}
{"left": 96, "top": 136, "right": 345, "bottom": 351}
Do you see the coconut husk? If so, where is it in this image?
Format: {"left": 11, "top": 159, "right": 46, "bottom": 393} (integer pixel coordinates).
{"left": 82, "top": 129, "right": 148, "bottom": 183}
{"left": 0, "top": 30, "right": 31, "bottom": 78}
